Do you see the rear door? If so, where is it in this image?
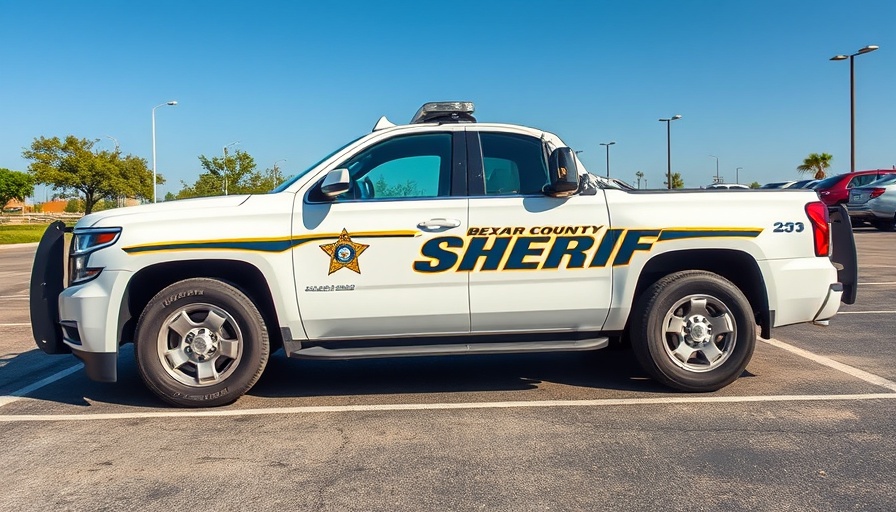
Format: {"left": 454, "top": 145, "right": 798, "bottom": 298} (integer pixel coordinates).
{"left": 463, "top": 128, "right": 613, "bottom": 333}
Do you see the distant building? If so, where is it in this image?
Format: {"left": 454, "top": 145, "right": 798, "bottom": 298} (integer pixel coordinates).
{"left": 39, "top": 200, "right": 68, "bottom": 213}
{"left": 2, "top": 198, "right": 28, "bottom": 212}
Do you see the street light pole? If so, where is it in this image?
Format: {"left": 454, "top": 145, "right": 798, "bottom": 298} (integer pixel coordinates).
{"left": 223, "top": 141, "right": 240, "bottom": 195}
{"left": 709, "top": 155, "right": 719, "bottom": 183}
{"left": 659, "top": 115, "right": 682, "bottom": 189}
{"left": 831, "top": 45, "right": 879, "bottom": 172}
{"left": 151, "top": 101, "right": 178, "bottom": 203}
{"left": 736, "top": 167, "right": 743, "bottom": 184}
{"left": 272, "top": 159, "right": 287, "bottom": 185}
{"left": 599, "top": 141, "right": 615, "bottom": 178}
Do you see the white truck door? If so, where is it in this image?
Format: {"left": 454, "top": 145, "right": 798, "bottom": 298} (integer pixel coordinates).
{"left": 464, "top": 129, "right": 613, "bottom": 333}
{"left": 292, "top": 130, "right": 470, "bottom": 339}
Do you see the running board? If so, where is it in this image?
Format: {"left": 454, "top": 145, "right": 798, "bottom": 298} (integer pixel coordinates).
{"left": 288, "top": 337, "right": 609, "bottom": 360}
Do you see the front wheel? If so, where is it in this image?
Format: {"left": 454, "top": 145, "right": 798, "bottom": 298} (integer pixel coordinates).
{"left": 134, "top": 278, "right": 270, "bottom": 407}
{"left": 630, "top": 271, "right": 755, "bottom": 392}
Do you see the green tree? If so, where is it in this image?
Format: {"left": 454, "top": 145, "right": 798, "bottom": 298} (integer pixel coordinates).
{"left": 797, "top": 153, "right": 833, "bottom": 180}
{"left": 0, "top": 168, "right": 33, "bottom": 210}
{"left": 22, "top": 135, "right": 160, "bottom": 214}
{"left": 64, "top": 198, "right": 84, "bottom": 213}
{"left": 373, "top": 176, "right": 422, "bottom": 197}
{"left": 176, "top": 173, "right": 226, "bottom": 199}
{"left": 749, "top": 181, "right": 761, "bottom": 189}
{"left": 178, "top": 150, "right": 286, "bottom": 199}
{"left": 164, "top": 191, "right": 176, "bottom": 201}
{"left": 663, "top": 172, "right": 684, "bottom": 189}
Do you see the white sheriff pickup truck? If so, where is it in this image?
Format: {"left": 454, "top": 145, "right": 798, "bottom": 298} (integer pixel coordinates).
{"left": 30, "top": 102, "right": 858, "bottom": 407}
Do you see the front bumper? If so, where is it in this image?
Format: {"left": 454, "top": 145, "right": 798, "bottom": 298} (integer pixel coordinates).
{"left": 29, "top": 222, "right": 130, "bottom": 382}
{"left": 57, "top": 269, "right": 132, "bottom": 382}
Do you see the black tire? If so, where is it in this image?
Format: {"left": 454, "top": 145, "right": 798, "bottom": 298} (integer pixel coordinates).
{"left": 872, "top": 216, "right": 895, "bottom": 232}
{"left": 630, "top": 270, "right": 755, "bottom": 392}
{"left": 134, "top": 278, "right": 269, "bottom": 407}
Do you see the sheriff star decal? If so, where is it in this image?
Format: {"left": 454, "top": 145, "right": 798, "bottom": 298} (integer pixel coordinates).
{"left": 320, "top": 229, "right": 369, "bottom": 275}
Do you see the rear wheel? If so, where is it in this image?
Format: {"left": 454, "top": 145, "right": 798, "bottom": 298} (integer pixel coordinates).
{"left": 135, "top": 278, "right": 269, "bottom": 407}
{"left": 872, "top": 215, "right": 896, "bottom": 232}
{"left": 630, "top": 271, "right": 755, "bottom": 392}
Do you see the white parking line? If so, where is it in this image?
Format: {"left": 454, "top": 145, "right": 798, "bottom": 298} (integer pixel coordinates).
{"left": 0, "top": 323, "right": 30, "bottom": 327}
{"left": 860, "top": 282, "right": 896, "bottom": 286}
{"left": 0, "top": 296, "right": 28, "bottom": 299}
{"left": 0, "top": 364, "right": 82, "bottom": 408}
{"left": 3, "top": 336, "right": 896, "bottom": 422}
{"left": 1, "top": 393, "right": 895, "bottom": 422}
{"left": 838, "top": 310, "right": 896, "bottom": 315}
{"left": 762, "top": 337, "right": 896, "bottom": 391}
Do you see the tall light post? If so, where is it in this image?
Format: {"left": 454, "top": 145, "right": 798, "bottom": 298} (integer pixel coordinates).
{"left": 151, "top": 101, "right": 178, "bottom": 203}
{"left": 222, "top": 141, "right": 240, "bottom": 195}
{"left": 106, "top": 136, "right": 122, "bottom": 206}
{"left": 272, "top": 159, "right": 286, "bottom": 185}
{"left": 599, "top": 141, "right": 616, "bottom": 178}
{"left": 830, "top": 45, "right": 879, "bottom": 172}
{"left": 708, "top": 154, "right": 719, "bottom": 183}
{"left": 659, "top": 115, "right": 682, "bottom": 189}
{"left": 736, "top": 167, "right": 743, "bottom": 184}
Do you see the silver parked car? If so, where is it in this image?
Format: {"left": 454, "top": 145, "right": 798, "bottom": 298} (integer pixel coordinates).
{"left": 847, "top": 174, "right": 896, "bottom": 231}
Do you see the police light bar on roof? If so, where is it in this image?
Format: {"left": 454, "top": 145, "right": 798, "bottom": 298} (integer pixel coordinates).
{"left": 410, "top": 101, "right": 476, "bottom": 124}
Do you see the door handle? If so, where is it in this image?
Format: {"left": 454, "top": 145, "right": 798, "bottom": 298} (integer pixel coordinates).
{"left": 418, "top": 218, "right": 461, "bottom": 229}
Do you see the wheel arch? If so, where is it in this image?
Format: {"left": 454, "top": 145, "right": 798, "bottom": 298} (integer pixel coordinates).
{"left": 118, "top": 259, "right": 283, "bottom": 350}
{"left": 632, "top": 249, "right": 772, "bottom": 339}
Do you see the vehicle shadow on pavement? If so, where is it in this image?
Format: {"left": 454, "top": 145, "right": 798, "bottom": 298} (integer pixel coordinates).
{"left": 7, "top": 345, "right": 756, "bottom": 409}
{"left": 6, "top": 345, "right": 164, "bottom": 408}
{"left": 250, "top": 346, "right": 681, "bottom": 399}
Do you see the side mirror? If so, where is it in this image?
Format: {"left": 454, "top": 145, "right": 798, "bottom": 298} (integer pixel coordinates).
{"left": 545, "top": 147, "right": 580, "bottom": 197}
{"left": 320, "top": 168, "right": 351, "bottom": 197}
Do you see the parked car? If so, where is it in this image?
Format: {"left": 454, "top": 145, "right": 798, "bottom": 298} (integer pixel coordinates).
{"left": 786, "top": 179, "right": 819, "bottom": 189}
{"left": 846, "top": 174, "right": 896, "bottom": 231}
{"left": 760, "top": 181, "right": 795, "bottom": 189}
{"left": 706, "top": 183, "right": 750, "bottom": 190}
{"left": 813, "top": 170, "right": 896, "bottom": 206}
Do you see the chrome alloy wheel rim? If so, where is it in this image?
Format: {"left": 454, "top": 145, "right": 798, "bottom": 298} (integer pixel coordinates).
{"left": 661, "top": 294, "right": 736, "bottom": 373}
{"left": 156, "top": 303, "right": 244, "bottom": 387}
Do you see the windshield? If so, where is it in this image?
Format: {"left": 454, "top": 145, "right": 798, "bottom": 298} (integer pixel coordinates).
{"left": 813, "top": 174, "right": 843, "bottom": 189}
{"left": 868, "top": 174, "right": 896, "bottom": 187}
{"left": 270, "top": 135, "right": 365, "bottom": 193}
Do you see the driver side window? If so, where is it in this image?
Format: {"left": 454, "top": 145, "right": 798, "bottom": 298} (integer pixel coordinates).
{"left": 333, "top": 133, "right": 452, "bottom": 201}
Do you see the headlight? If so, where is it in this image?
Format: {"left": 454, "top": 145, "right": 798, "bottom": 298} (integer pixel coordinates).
{"left": 68, "top": 228, "right": 122, "bottom": 285}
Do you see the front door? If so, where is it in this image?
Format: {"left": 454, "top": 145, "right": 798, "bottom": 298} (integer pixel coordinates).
{"left": 292, "top": 130, "right": 470, "bottom": 339}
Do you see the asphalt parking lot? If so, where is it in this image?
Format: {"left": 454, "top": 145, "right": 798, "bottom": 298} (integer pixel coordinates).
{"left": 2, "top": 230, "right": 895, "bottom": 511}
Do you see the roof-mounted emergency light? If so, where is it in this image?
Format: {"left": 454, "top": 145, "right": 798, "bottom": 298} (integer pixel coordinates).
{"left": 410, "top": 101, "right": 476, "bottom": 124}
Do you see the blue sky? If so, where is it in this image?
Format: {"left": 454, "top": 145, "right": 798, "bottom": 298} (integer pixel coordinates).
{"left": 1, "top": 0, "right": 894, "bottom": 198}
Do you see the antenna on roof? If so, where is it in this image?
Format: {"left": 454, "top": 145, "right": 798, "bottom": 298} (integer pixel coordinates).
{"left": 372, "top": 116, "right": 396, "bottom": 132}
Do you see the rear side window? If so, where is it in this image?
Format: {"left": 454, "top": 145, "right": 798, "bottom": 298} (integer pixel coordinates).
{"left": 847, "top": 174, "right": 880, "bottom": 188}
{"left": 480, "top": 133, "right": 549, "bottom": 196}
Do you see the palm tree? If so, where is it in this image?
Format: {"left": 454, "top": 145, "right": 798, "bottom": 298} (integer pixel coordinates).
{"left": 635, "top": 171, "right": 644, "bottom": 189}
{"left": 797, "top": 153, "right": 833, "bottom": 180}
